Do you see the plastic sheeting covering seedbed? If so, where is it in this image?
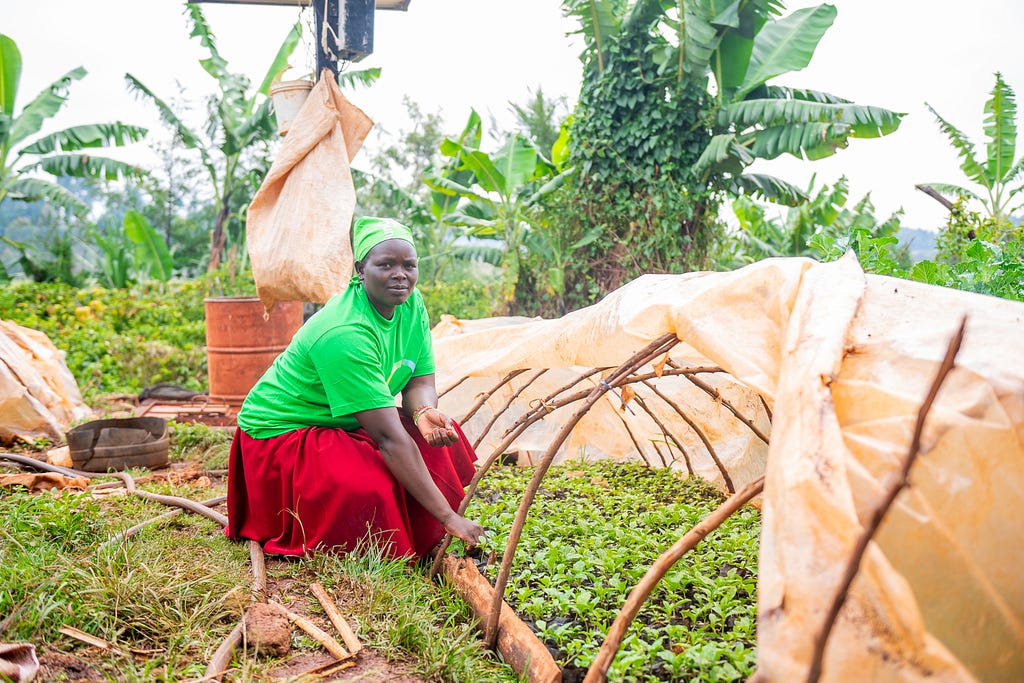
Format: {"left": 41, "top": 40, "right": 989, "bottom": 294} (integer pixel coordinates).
{"left": 431, "top": 254, "right": 1023, "bottom": 683}
{"left": 0, "top": 320, "right": 92, "bottom": 444}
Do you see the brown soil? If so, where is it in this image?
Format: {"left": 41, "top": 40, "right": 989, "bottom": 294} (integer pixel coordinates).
{"left": 36, "top": 649, "right": 106, "bottom": 682}
{"left": 270, "top": 649, "right": 425, "bottom": 682}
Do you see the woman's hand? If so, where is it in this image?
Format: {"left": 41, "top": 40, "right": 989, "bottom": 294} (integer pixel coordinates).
{"left": 414, "top": 407, "right": 459, "bottom": 447}
{"left": 442, "top": 512, "right": 485, "bottom": 547}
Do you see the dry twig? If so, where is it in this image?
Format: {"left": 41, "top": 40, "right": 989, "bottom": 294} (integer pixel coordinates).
{"left": 310, "top": 582, "right": 362, "bottom": 655}
{"left": 271, "top": 600, "right": 351, "bottom": 660}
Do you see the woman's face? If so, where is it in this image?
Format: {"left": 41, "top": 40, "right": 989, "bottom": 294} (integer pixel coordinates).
{"left": 357, "top": 239, "right": 419, "bottom": 318}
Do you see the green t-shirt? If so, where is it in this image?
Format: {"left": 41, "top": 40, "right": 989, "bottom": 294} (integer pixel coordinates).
{"left": 237, "top": 281, "right": 435, "bottom": 438}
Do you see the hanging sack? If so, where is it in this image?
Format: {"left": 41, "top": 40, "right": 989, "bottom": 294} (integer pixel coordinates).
{"left": 247, "top": 69, "right": 374, "bottom": 312}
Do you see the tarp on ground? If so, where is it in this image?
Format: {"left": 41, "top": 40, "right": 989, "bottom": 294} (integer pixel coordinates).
{"left": 0, "top": 320, "right": 92, "bottom": 444}
{"left": 431, "top": 254, "right": 1023, "bottom": 682}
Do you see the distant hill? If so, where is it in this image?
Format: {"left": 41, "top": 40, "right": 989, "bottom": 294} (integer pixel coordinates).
{"left": 897, "top": 227, "right": 937, "bottom": 262}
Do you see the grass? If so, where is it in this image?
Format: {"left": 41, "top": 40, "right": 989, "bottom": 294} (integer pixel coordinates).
{"left": 1, "top": 433, "right": 760, "bottom": 682}
{"left": 0, "top": 460, "right": 520, "bottom": 681}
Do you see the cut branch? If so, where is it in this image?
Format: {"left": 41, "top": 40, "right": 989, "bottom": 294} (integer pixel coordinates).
{"left": 272, "top": 600, "right": 351, "bottom": 661}
{"left": 310, "top": 582, "right": 362, "bottom": 655}
{"left": 669, "top": 361, "right": 770, "bottom": 444}
{"left": 631, "top": 394, "right": 694, "bottom": 476}
{"left": 473, "top": 369, "right": 548, "bottom": 450}
{"left": 484, "top": 334, "right": 680, "bottom": 647}
{"left": 643, "top": 380, "right": 734, "bottom": 492}
{"left": 459, "top": 369, "right": 530, "bottom": 424}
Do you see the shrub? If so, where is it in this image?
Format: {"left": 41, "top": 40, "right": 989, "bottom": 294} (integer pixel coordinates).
{"left": 0, "top": 280, "right": 207, "bottom": 400}
{"left": 418, "top": 279, "right": 497, "bottom": 326}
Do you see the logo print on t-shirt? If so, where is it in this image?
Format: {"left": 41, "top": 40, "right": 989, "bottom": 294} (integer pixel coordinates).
{"left": 387, "top": 359, "right": 416, "bottom": 394}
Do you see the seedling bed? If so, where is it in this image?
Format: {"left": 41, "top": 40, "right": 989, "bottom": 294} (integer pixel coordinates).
{"left": 461, "top": 461, "right": 760, "bottom": 682}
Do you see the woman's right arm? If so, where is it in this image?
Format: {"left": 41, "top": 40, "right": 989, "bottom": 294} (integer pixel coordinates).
{"left": 354, "top": 407, "right": 484, "bottom": 546}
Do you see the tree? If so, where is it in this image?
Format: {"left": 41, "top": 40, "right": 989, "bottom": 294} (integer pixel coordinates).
{"left": 917, "top": 72, "right": 1024, "bottom": 230}
{"left": 425, "top": 111, "right": 571, "bottom": 308}
{"left": 0, "top": 33, "right": 147, "bottom": 217}
{"left": 505, "top": 86, "right": 570, "bottom": 159}
{"left": 561, "top": 0, "right": 716, "bottom": 299}
{"left": 124, "top": 5, "right": 302, "bottom": 272}
{"left": 692, "top": 3, "right": 903, "bottom": 203}
{"left": 555, "top": 1, "right": 904, "bottom": 304}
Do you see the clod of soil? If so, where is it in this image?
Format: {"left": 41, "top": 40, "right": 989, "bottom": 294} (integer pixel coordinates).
{"left": 243, "top": 602, "right": 292, "bottom": 657}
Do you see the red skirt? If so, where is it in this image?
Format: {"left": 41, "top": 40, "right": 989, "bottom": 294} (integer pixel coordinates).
{"left": 225, "top": 416, "right": 477, "bottom": 559}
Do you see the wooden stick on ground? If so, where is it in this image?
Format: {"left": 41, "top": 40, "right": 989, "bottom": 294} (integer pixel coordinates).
{"left": 249, "top": 540, "right": 267, "bottom": 603}
{"left": 441, "top": 555, "right": 561, "bottom": 683}
{"left": 309, "top": 583, "right": 362, "bottom": 655}
{"left": 199, "top": 620, "right": 243, "bottom": 683}
{"left": 59, "top": 625, "right": 124, "bottom": 655}
{"left": 271, "top": 601, "right": 351, "bottom": 661}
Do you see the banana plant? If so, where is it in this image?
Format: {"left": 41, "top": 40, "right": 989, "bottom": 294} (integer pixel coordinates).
{"left": 566, "top": 1, "right": 904, "bottom": 206}
{"left": 125, "top": 4, "right": 302, "bottom": 272}
{"left": 0, "top": 34, "right": 147, "bottom": 216}
{"left": 918, "top": 72, "right": 1024, "bottom": 225}
{"left": 424, "top": 118, "right": 572, "bottom": 309}
{"left": 689, "top": 2, "right": 904, "bottom": 204}
{"left": 416, "top": 109, "right": 501, "bottom": 284}
{"left": 90, "top": 210, "right": 173, "bottom": 288}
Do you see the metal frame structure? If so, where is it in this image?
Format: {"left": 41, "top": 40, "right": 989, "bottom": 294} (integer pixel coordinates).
{"left": 188, "top": 0, "right": 411, "bottom": 75}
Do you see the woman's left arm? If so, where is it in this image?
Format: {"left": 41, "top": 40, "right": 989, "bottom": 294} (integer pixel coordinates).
{"left": 402, "top": 373, "right": 459, "bottom": 447}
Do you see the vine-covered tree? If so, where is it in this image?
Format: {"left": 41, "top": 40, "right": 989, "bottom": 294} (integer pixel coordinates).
{"left": 552, "top": 0, "right": 903, "bottom": 307}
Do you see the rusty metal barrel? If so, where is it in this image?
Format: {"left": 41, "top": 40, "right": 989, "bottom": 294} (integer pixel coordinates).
{"left": 204, "top": 297, "right": 303, "bottom": 408}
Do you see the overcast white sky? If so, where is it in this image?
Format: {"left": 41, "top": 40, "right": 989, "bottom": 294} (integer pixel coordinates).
{"left": 7, "top": 1, "right": 1024, "bottom": 231}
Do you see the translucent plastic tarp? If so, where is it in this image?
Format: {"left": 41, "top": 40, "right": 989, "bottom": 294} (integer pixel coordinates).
{"left": 247, "top": 71, "right": 373, "bottom": 313}
{"left": 0, "top": 320, "right": 91, "bottom": 444}
{"left": 431, "top": 254, "right": 1023, "bottom": 682}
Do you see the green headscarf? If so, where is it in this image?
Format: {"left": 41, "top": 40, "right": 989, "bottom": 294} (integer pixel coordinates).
{"left": 352, "top": 216, "right": 415, "bottom": 261}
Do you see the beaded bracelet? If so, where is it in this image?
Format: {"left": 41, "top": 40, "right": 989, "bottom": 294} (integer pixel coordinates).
{"left": 411, "top": 405, "right": 433, "bottom": 423}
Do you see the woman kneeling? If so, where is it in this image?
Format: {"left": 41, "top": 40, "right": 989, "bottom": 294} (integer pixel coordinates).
{"left": 225, "top": 216, "right": 484, "bottom": 559}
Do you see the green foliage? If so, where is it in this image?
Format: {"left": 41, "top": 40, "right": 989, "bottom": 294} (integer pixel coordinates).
{"left": 551, "top": 1, "right": 903, "bottom": 311}
{"left": 906, "top": 201, "right": 1024, "bottom": 301}
{"left": 464, "top": 461, "right": 759, "bottom": 682}
{"left": 0, "top": 483, "right": 248, "bottom": 670}
{"left": 0, "top": 280, "right": 207, "bottom": 400}
{"left": 560, "top": 1, "right": 716, "bottom": 303}
{"left": 1, "top": 205, "right": 85, "bottom": 286}
{"left": 918, "top": 72, "right": 1024, "bottom": 225}
{"left": 88, "top": 210, "right": 173, "bottom": 288}
{"left": 0, "top": 33, "right": 147, "bottom": 216}
{"left": 716, "top": 176, "right": 909, "bottom": 271}
{"left": 0, "top": 480, "right": 518, "bottom": 681}
{"left": 168, "top": 420, "right": 232, "bottom": 469}
{"left": 418, "top": 279, "right": 498, "bottom": 326}
{"left": 425, "top": 112, "right": 570, "bottom": 310}
{"left": 696, "top": 4, "right": 904, "bottom": 200}
{"left": 124, "top": 5, "right": 301, "bottom": 270}
{"left": 506, "top": 86, "right": 570, "bottom": 159}
{"left": 777, "top": 192, "right": 1024, "bottom": 303}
